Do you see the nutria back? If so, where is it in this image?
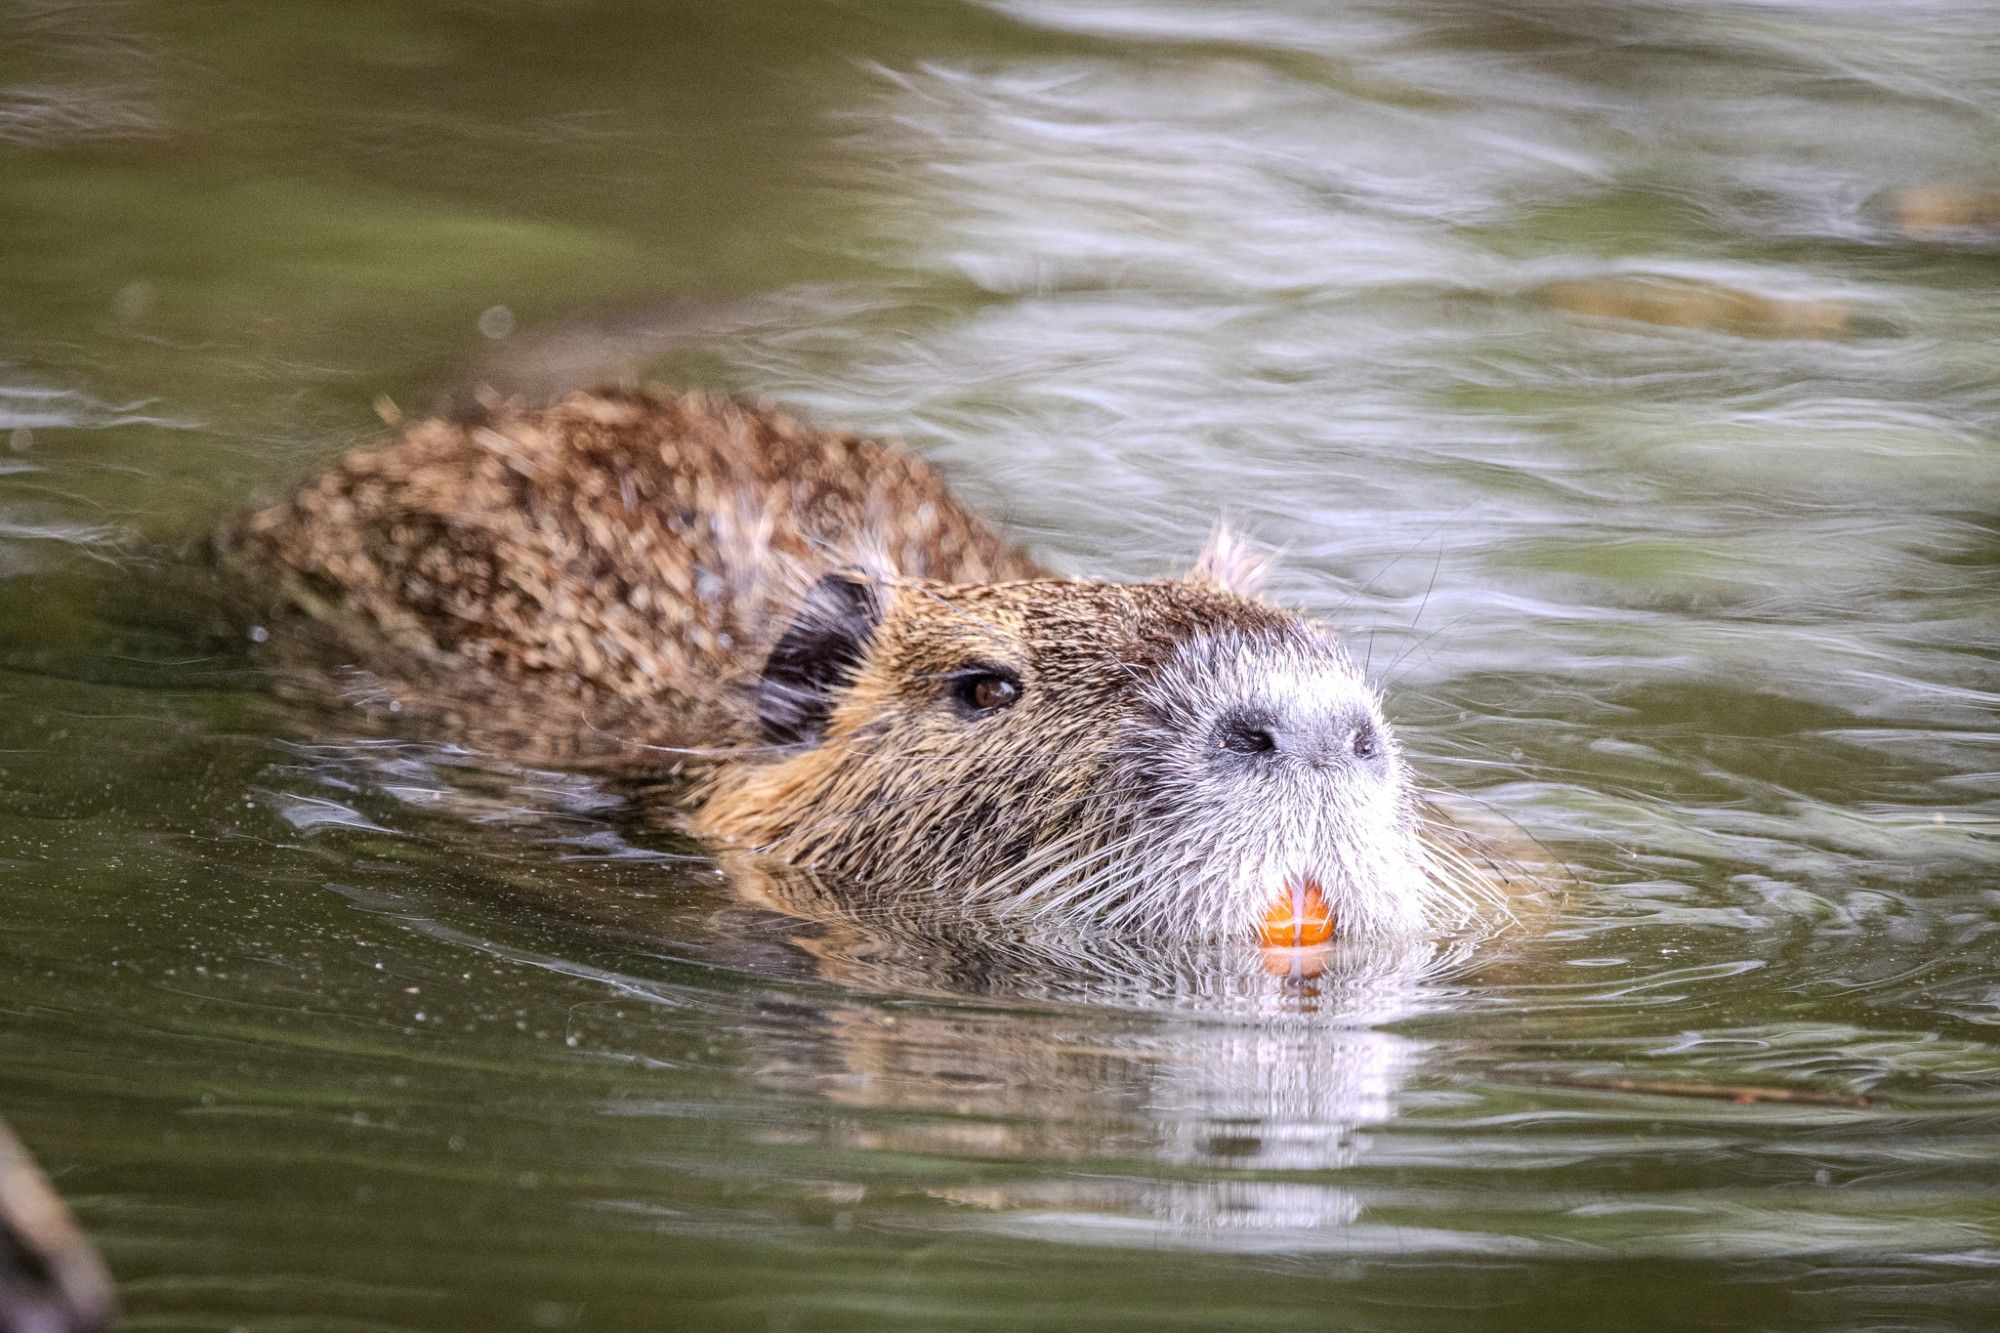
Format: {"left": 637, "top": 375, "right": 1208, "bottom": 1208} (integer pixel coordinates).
{"left": 220, "top": 387, "right": 1042, "bottom": 770}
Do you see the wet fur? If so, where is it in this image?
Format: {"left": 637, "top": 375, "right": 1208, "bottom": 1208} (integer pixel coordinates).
{"left": 220, "top": 386, "right": 1501, "bottom": 940}
{"left": 221, "top": 387, "right": 1037, "bottom": 769}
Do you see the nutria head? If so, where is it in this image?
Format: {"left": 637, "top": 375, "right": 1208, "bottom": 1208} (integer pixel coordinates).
{"left": 691, "top": 557, "right": 1476, "bottom": 944}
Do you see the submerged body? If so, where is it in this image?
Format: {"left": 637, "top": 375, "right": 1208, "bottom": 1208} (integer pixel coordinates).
{"left": 223, "top": 387, "right": 1485, "bottom": 941}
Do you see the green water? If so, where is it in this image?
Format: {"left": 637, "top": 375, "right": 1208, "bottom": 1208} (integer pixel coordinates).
{"left": 4, "top": 1, "right": 1999, "bottom": 1328}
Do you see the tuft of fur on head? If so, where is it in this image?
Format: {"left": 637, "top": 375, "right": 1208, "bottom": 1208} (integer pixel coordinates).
{"left": 691, "top": 570, "right": 1483, "bottom": 943}
{"left": 1190, "top": 522, "right": 1278, "bottom": 598}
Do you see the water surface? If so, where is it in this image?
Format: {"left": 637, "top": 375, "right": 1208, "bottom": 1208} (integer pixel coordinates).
{"left": 2, "top": 1, "right": 1998, "bottom": 1328}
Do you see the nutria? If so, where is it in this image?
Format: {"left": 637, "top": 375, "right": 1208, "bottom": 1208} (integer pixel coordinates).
{"left": 220, "top": 386, "right": 1499, "bottom": 942}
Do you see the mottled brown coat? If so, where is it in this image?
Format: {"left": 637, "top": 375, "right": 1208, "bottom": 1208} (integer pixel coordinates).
{"left": 221, "top": 387, "right": 1042, "bottom": 770}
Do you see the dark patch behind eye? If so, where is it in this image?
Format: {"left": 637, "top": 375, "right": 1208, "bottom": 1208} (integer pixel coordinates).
{"left": 757, "top": 572, "right": 883, "bottom": 746}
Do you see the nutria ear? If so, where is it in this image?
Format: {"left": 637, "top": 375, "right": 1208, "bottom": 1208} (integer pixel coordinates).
{"left": 757, "top": 572, "right": 885, "bottom": 746}
{"left": 1190, "top": 523, "right": 1276, "bottom": 596}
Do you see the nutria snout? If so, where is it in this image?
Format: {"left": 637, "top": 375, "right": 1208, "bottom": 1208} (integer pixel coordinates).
{"left": 219, "top": 386, "right": 1495, "bottom": 942}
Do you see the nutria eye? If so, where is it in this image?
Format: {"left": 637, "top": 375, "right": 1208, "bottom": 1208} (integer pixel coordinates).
{"left": 950, "top": 669, "right": 1021, "bottom": 717}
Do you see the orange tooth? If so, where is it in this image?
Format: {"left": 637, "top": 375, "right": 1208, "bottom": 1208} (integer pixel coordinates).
{"left": 1258, "top": 878, "right": 1335, "bottom": 948}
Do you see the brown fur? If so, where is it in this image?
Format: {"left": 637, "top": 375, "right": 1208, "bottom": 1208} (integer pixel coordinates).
{"left": 220, "top": 386, "right": 1489, "bottom": 939}
{"left": 221, "top": 387, "right": 1041, "bottom": 770}
{"left": 694, "top": 578, "right": 1300, "bottom": 887}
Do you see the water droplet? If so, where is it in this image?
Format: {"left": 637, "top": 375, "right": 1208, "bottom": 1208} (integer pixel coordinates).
{"left": 112, "top": 280, "right": 154, "bottom": 322}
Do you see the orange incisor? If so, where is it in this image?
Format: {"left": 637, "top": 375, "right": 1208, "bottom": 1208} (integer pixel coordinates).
{"left": 1258, "top": 878, "right": 1335, "bottom": 948}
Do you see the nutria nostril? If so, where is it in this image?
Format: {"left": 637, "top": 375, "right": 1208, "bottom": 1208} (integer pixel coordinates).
{"left": 1214, "top": 711, "right": 1279, "bottom": 756}
{"left": 1212, "top": 699, "right": 1388, "bottom": 774}
{"left": 1296, "top": 705, "right": 1389, "bottom": 772}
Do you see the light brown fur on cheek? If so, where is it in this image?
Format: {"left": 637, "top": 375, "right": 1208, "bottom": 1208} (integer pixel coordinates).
{"left": 688, "top": 584, "right": 1131, "bottom": 880}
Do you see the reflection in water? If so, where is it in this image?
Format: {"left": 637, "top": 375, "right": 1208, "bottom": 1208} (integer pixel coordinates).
{"left": 578, "top": 856, "right": 1462, "bottom": 1240}
{"left": 4, "top": 0, "right": 2000, "bottom": 1326}
{"left": 260, "top": 734, "right": 1472, "bottom": 1243}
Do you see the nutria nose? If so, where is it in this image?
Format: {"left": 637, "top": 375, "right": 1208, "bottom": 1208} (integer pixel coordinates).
{"left": 1213, "top": 705, "right": 1383, "bottom": 770}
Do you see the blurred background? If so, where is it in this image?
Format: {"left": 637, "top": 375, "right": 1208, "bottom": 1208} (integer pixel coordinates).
{"left": 2, "top": 1, "right": 1997, "bottom": 1328}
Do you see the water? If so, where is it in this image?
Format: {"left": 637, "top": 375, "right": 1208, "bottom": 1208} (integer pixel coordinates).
{"left": 3, "top": 1, "right": 1998, "bottom": 1327}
